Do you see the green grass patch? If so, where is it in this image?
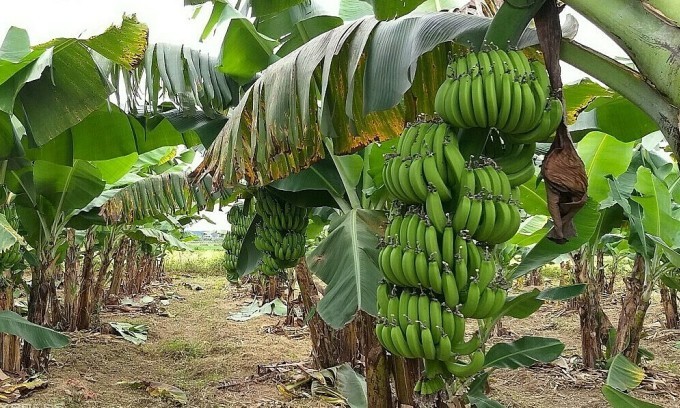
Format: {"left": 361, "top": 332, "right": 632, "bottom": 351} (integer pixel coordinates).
{"left": 165, "top": 250, "right": 225, "bottom": 276}
{"left": 157, "top": 339, "right": 207, "bottom": 359}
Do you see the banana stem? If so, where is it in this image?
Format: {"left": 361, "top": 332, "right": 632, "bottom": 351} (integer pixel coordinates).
{"left": 323, "top": 138, "right": 361, "bottom": 210}
{"left": 563, "top": 0, "right": 680, "bottom": 107}
{"left": 560, "top": 40, "right": 680, "bottom": 155}
{"left": 482, "top": 0, "right": 547, "bottom": 51}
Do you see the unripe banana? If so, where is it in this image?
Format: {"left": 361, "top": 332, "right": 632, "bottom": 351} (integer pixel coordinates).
{"left": 437, "top": 333, "right": 453, "bottom": 361}
{"left": 398, "top": 289, "right": 412, "bottom": 332}
{"left": 477, "top": 257, "right": 496, "bottom": 292}
{"left": 460, "top": 281, "right": 481, "bottom": 317}
{"left": 426, "top": 187, "right": 447, "bottom": 234}
{"left": 415, "top": 249, "right": 430, "bottom": 288}
{"left": 472, "top": 288, "right": 496, "bottom": 319}
{"left": 443, "top": 350, "right": 485, "bottom": 378}
{"left": 429, "top": 300, "right": 443, "bottom": 343}
{"left": 428, "top": 260, "right": 442, "bottom": 294}
{"left": 421, "top": 324, "right": 437, "bottom": 360}
{"left": 418, "top": 292, "right": 431, "bottom": 330}
{"left": 406, "top": 322, "right": 425, "bottom": 358}
{"left": 442, "top": 264, "right": 459, "bottom": 309}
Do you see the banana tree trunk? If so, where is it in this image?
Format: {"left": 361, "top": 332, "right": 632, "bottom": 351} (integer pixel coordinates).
{"left": 660, "top": 284, "right": 679, "bottom": 329}
{"left": 295, "top": 258, "right": 358, "bottom": 369}
{"left": 108, "top": 237, "right": 129, "bottom": 298}
{"left": 92, "top": 233, "right": 116, "bottom": 315}
{"left": 392, "top": 357, "right": 422, "bottom": 406}
{"left": 22, "top": 249, "right": 56, "bottom": 371}
{"left": 355, "top": 311, "right": 393, "bottom": 408}
{"left": 75, "top": 228, "right": 96, "bottom": 330}
{"left": 63, "top": 228, "right": 79, "bottom": 331}
{"left": 123, "top": 241, "right": 138, "bottom": 295}
{"left": 612, "top": 254, "right": 650, "bottom": 362}
{"left": 0, "top": 277, "right": 21, "bottom": 373}
{"left": 596, "top": 248, "right": 606, "bottom": 294}
{"left": 573, "top": 249, "right": 612, "bottom": 367}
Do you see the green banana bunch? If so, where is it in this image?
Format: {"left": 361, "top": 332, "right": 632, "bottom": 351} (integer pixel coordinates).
{"left": 223, "top": 201, "right": 256, "bottom": 281}
{"left": 435, "top": 49, "right": 551, "bottom": 136}
{"left": 375, "top": 48, "right": 551, "bottom": 396}
{"left": 384, "top": 121, "right": 458, "bottom": 205}
{"left": 0, "top": 243, "right": 23, "bottom": 271}
{"left": 254, "top": 189, "right": 309, "bottom": 270}
{"left": 256, "top": 253, "right": 283, "bottom": 277}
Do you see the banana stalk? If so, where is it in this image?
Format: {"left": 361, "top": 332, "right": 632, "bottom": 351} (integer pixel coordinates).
{"left": 560, "top": 40, "right": 680, "bottom": 154}
{"left": 564, "top": 0, "right": 680, "bottom": 107}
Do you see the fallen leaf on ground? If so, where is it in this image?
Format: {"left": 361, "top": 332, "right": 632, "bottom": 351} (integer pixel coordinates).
{"left": 0, "top": 378, "right": 47, "bottom": 403}
{"left": 118, "top": 380, "right": 187, "bottom": 405}
{"left": 228, "top": 299, "right": 287, "bottom": 321}
{"left": 108, "top": 322, "right": 148, "bottom": 345}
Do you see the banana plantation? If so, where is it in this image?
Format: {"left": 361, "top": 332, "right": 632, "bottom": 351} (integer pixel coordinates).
{"left": 1, "top": 0, "right": 679, "bottom": 406}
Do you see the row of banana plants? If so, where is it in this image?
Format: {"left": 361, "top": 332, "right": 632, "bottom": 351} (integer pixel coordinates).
{"left": 183, "top": 0, "right": 678, "bottom": 406}
{"left": 0, "top": 15, "right": 239, "bottom": 372}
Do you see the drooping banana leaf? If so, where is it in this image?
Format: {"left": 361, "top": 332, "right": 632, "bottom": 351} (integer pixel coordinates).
{"left": 99, "top": 171, "right": 230, "bottom": 223}
{"left": 196, "top": 13, "right": 576, "bottom": 188}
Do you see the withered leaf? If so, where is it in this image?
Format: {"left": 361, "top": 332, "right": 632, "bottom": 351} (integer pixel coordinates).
{"left": 536, "top": 0, "right": 589, "bottom": 243}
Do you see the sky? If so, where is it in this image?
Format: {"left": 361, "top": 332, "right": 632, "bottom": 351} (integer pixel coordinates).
{"left": 1, "top": 1, "right": 625, "bottom": 230}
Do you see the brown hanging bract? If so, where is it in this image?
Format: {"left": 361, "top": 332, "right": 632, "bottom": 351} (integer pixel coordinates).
{"left": 535, "top": 0, "right": 588, "bottom": 243}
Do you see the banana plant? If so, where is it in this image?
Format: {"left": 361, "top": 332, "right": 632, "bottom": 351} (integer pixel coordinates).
{"left": 0, "top": 17, "right": 148, "bottom": 150}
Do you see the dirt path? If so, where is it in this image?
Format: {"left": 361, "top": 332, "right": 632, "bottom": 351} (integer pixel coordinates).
{"left": 27, "top": 276, "right": 680, "bottom": 407}
{"left": 30, "top": 275, "right": 321, "bottom": 407}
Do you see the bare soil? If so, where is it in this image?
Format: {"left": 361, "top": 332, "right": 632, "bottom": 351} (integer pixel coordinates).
{"left": 24, "top": 275, "right": 680, "bottom": 407}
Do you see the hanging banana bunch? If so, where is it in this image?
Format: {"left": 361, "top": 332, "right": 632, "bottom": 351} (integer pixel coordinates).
{"left": 376, "top": 46, "right": 551, "bottom": 395}
{"left": 253, "top": 189, "right": 309, "bottom": 274}
{"left": 435, "top": 48, "right": 562, "bottom": 141}
{"left": 0, "top": 242, "right": 24, "bottom": 272}
{"left": 223, "top": 201, "right": 255, "bottom": 282}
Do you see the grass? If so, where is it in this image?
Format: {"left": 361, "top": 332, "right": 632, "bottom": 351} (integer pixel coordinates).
{"left": 165, "top": 249, "right": 225, "bottom": 277}
{"left": 157, "top": 339, "right": 206, "bottom": 359}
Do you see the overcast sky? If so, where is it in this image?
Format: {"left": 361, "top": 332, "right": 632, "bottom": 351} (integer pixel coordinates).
{"left": 2, "top": 1, "right": 625, "bottom": 230}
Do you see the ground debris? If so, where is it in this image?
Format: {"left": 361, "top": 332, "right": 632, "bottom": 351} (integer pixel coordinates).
{"left": 118, "top": 380, "right": 188, "bottom": 405}
{"left": 0, "top": 375, "right": 47, "bottom": 403}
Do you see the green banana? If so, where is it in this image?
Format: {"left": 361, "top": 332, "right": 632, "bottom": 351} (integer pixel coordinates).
{"left": 424, "top": 222, "right": 442, "bottom": 265}
{"left": 418, "top": 292, "right": 431, "bottom": 330}
{"left": 429, "top": 300, "right": 443, "bottom": 343}
{"left": 472, "top": 288, "right": 496, "bottom": 319}
{"left": 421, "top": 324, "right": 437, "bottom": 360}
{"left": 423, "top": 154, "right": 452, "bottom": 202}
{"left": 471, "top": 72, "right": 488, "bottom": 127}
{"left": 506, "top": 161, "right": 535, "bottom": 187}
{"left": 477, "top": 258, "right": 496, "bottom": 292}
{"left": 406, "top": 322, "right": 425, "bottom": 358}
{"left": 415, "top": 249, "right": 430, "bottom": 288}
{"left": 458, "top": 73, "right": 475, "bottom": 128}
{"left": 426, "top": 187, "right": 447, "bottom": 233}
{"left": 428, "top": 260, "right": 443, "bottom": 294}
{"left": 437, "top": 333, "right": 453, "bottom": 361}
{"left": 442, "top": 264, "right": 459, "bottom": 309}
{"left": 451, "top": 194, "right": 472, "bottom": 231}
{"left": 451, "top": 333, "right": 481, "bottom": 355}
{"left": 460, "top": 281, "right": 481, "bottom": 317}
{"left": 454, "top": 256, "right": 468, "bottom": 291}
{"left": 391, "top": 324, "right": 415, "bottom": 358}
{"left": 443, "top": 350, "right": 485, "bottom": 378}
{"left": 408, "top": 155, "right": 429, "bottom": 202}
{"left": 398, "top": 289, "right": 411, "bottom": 332}
{"left": 464, "top": 197, "right": 483, "bottom": 235}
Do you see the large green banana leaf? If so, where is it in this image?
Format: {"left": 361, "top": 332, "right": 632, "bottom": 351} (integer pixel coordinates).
{"left": 307, "top": 208, "right": 385, "bottom": 328}
{"left": 0, "top": 310, "right": 69, "bottom": 350}
{"left": 1, "top": 16, "right": 148, "bottom": 147}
